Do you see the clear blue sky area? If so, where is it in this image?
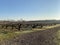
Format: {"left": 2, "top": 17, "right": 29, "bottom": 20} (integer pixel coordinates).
{"left": 0, "top": 0, "right": 60, "bottom": 20}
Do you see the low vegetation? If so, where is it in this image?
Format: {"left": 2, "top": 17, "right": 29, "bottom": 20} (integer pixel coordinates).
{"left": 0, "top": 24, "right": 60, "bottom": 41}
{"left": 55, "top": 30, "right": 60, "bottom": 45}
{"left": 0, "top": 23, "right": 60, "bottom": 45}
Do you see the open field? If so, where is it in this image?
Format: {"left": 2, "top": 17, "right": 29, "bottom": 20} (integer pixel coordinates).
{"left": 0, "top": 24, "right": 60, "bottom": 45}
{"left": 0, "top": 24, "right": 60, "bottom": 40}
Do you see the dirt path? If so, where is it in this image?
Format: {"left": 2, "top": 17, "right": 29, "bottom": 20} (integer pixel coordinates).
{"left": 1, "top": 26, "right": 60, "bottom": 45}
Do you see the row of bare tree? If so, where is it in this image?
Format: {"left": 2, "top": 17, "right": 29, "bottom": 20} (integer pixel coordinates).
{"left": 0, "top": 22, "right": 56, "bottom": 31}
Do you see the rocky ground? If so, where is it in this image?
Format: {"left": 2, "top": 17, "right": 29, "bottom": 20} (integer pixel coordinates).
{"left": 0, "top": 26, "right": 60, "bottom": 45}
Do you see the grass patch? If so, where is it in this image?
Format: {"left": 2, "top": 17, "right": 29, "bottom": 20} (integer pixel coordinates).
{"left": 55, "top": 30, "right": 60, "bottom": 45}
{"left": 0, "top": 30, "right": 17, "bottom": 41}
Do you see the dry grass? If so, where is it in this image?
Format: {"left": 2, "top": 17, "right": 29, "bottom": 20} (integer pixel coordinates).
{"left": 55, "top": 30, "right": 60, "bottom": 45}
{"left": 0, "top": 24, "right": 60, "bottom": 41}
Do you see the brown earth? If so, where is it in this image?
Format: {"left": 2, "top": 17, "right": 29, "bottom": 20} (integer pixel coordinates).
{"left": 0, "top": 26, "right": 60, "bottom": 45}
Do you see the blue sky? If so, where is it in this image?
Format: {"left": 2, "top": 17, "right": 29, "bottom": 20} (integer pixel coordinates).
{"left": 0, "top": 0, "right": 60, "bottom": 20}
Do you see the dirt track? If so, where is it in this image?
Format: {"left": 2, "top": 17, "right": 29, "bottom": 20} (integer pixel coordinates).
{"left": 1, "top": 26, "right": 60, "bottom": 45}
